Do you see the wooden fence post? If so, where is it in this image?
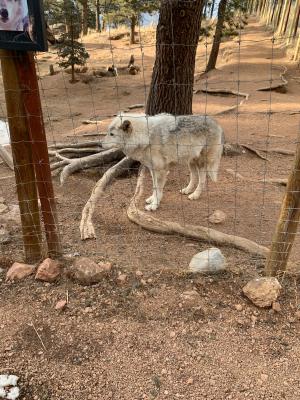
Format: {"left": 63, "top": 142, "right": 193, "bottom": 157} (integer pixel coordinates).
{"left": 265, "top": 142, "right": 300, "bottom": 276}
{"left": 0, "top": 50, "right": 42, "bottom": 262}
{"left": 15, "top": 51, "right": 62, "bottom": 258}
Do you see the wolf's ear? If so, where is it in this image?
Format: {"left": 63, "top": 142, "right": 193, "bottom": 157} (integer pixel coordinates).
{"left": 120, "top": 120, "right": 132, "bottom": 133}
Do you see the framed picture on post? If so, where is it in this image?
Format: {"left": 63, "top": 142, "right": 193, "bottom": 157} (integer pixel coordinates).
{"left": 0, "top": 0, "right": 47, "bottom": 51}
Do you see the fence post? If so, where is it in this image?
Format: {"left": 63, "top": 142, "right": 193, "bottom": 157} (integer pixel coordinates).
{"left": 265, "top": 142, "right": 300, "bottom": 276}
{"left": 15, "top": 51, "right": 62, "bottom": 258}
{"left": 0, "top": 50, "right": 42, "bottom": 262}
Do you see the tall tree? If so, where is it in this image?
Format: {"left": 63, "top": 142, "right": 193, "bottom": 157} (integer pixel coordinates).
{"left": 146, "top": 0, "right": 205, "bottom": 115}
{"left": 205, "top": 0, "right": 228, "bottom": 72}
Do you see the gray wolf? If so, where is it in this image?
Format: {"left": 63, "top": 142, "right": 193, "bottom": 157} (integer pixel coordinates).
{"left": 102, "top": 113, "right": 223, "bottom": 211}
{"left": 0, "top": 0, "right": 28, "bottom": 31}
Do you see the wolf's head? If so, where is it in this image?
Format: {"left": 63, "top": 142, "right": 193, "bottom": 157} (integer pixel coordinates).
{"left": 102, "top": 117, "right": 133, "bottom": 150}
{"left": 0, "top": 0, "right": 26, "bottom": 29}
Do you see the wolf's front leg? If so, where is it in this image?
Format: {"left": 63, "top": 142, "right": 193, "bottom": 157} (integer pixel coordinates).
{"left": 145, "top": 169, "right": 168, "bottom": 211}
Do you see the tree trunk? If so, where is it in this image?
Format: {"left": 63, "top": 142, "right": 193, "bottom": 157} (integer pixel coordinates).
{"left": 71, "top": 63, "right": 75, "bottom": 83}
{"left": 81, "top": 0, "right": 88, "bottom": 36}
{"left": 146, "top": 0, "right": 205, "bottom": 116}
{"left": 95, "top": 0, "right": 101, "bottom": 32}
{"left": 205, "top": 0, "right": 227, "bottom": 73}
{"left": 210, "top": 0, "right": 215, "bottom": 18}
{"left": 130, "top": 14, "right": 137, "bottom": 44}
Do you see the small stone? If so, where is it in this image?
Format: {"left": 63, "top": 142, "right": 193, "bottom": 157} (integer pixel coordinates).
{"left": 116, "top": 273, "right": 127, "bottom": 285}
{"left": 68, "top": 257, "right": 110, "bottom": 285}
{"left": 0, "top": 197, "right": 5, "bottom": 203}
{"left": 55, "top": 300, "right": 67, "bottom": 311}
{"left": 170, "top": 331, "right": 176, "bottom": 338}
{"left": 35, "top": 258, "right": 61, "bottom": 283}
{"left": 242, "top": 277, "right": 282, "bottom": 308}
{"left": 6, "top": 262, "right": 35, "bottom": 281}
{"left": 187, "top": 378, "right": 194, "bottom": 385}
{"left": 181, "top": 290, "right": 200, "bottom": 303}
{"left": 208, "top": 210, "right": 226, "bottom": 224}
{"left": 189, "top": 248, "right": 226, "bottom": 274}
{"left": 140, "top": 279, "right": 147, "bottom": 285}
{"left": 272, "top": 301, "right": 281, "bottom": 312}
{"left": 135, "top": 270, "right": 143, "bottom": 277}
{"left": 235, "top": 304, "right": 243, "bottom": 311}
{"left": 260, "top": 373, "right": 268, "bottom": 382}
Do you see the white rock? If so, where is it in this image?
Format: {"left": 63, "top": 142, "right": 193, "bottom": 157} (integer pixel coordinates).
{"left": 0, "top": 388, "right": 6, "bottom": 398}
{"left": 6, "top": 387, "right": 20, "bottom": 400}
{"left": 0, "top": 375, "right": 19, "bottom": 387}
{"left": 208, "top": 210, "right": 226, "bottom": 224}
{"left": 189, "top": 248, "right": 226, "bottom": 274}
{"left": 243, "top": 277, "right": 282, "bottom": 308}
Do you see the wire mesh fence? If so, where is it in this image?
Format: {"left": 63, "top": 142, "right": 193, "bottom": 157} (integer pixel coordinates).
{"left": 0, "top": 3, "right": 300, "bottom": 276}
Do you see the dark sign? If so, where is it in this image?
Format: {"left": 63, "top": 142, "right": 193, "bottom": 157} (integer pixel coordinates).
{"left": 0, "top": 0, "right": 47, "bottom": 51}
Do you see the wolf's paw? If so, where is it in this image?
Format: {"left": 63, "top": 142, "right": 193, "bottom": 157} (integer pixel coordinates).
{"left": 188, "top": 192, "right": 201, "bottom": 201}
{"left": 145, "top": 202, "right": 159, "bottom": 211}
{"left": 180, "top": 186, "right": 193, "bottom": 195}
{"left": 146, "top": 195, "right": 154, "bottom": 204}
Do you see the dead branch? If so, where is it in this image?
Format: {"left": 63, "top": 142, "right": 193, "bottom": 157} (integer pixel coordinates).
{"left": 258, "top": 147, "right": 295, "bottom": 156}
{"left": 128, "top": 104, "right": 145, "bottom": 110}
{"left": 49, "top": 141, "right": 101, "bottom": 149}
{"left": 127, "top": 168, "right": 269, "bottom": 257}
{"left": 240, "top": 144, "right": 269, "bottom": 161}
{"left": 193, "top": 89, "right": 250, "bottom": 116}
{"left": 257, "top": 66, "right": 288, "bottom": 92}
{"left": 59, "top": 149, "right": 124, "bottom": 185}
{"left": 0, "top": 145, "right": 13, "bottom": 171}
{"left": 80, "top": 157, "right": 135, "bottom": 240}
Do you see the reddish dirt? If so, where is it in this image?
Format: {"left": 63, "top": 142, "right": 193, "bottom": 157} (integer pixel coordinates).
{"left": 1, "top": 19, "right": 300, "bottom": 399}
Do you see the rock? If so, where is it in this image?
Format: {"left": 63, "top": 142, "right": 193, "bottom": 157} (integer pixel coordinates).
{"left": 68, "top": 257, "right": 110, "bottom": 285}
{"left": 0, "top": 225, "right": 10, "bottom": 244}
{"left": 295, "top": 310, "right": 300, "bottom": 320}
{"left": 35, "top": 258, "right": 61, "bottom": 282}
{"left": 189, "top": 248, "right": 226, "bottom": 274}
{"left": 6, "top": 262, "right": 35, "bottom": 281}
{"left": 55, "top": 300, "right": 67, "bottom": 311}
{"left": 242, "top": 277, "right": 282, "bottom": 308}
{"left": 135, "top": 270, "right": 143, "bottom": 278}
{"left": 116, "top": 273, "right": 127, "bottom": 285}
{"left": 187, "top": 378, "right": 194, "bottom": 385}
{"left": 272, "top": 301, "right": 281, "bottom": 312}
{"left": 208, "top": 210, "right": 226, "bottom": 224}
{"left": 0, "top": 197, "right": 5, "bottom": 203}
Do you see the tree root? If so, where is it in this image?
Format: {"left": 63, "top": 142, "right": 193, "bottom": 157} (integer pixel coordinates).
{"left": 193, "top": 88, "right": 250, "bottom": 115}
{"left": 257, "top": 66, "right": 288, "bottom": 93}
{"left": 127, "top": 167, "right": 269, "bottom": 257}
{"left": 80, "top": 157, "right": 135, "bottom": 239}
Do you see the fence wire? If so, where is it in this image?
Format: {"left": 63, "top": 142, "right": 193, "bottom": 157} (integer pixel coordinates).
{"left": 0, "top": 7, "right": 300, "bottom": 274}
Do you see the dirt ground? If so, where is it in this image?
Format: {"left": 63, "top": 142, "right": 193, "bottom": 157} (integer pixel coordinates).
{"left": 1, "top": 19, "right": 300, "bottom": 399}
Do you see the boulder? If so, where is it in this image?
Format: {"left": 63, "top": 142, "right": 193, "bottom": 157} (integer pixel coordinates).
{"left": 242, "top": 277, "right": 282, "bottom": 308}
{"left": 68, "top": 257, "right": 111, "bottom": 285}
{"left": 189, "top": 248, "right": 226, "bottom": 274}
{"left": 35, "top": 258, "right": 61, "bottom": 282}
{"left": 6, "top": 262, "right": 35, "bottom": 281}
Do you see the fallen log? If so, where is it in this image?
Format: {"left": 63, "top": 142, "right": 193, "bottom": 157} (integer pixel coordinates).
{"left": 127, "top": 168, "right": 269, "bottom": 257}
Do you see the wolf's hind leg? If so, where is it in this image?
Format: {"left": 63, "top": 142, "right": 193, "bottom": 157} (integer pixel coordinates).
{"left": 188, "top": 159, "right": 207, "bottom": 200}
{"left": 180, "top": 160, "right": 198, "bottom": 195}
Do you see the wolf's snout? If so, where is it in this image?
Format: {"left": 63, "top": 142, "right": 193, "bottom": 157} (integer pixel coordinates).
{"left": 0, "top": 8, "right": 9, "bottom": 21}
